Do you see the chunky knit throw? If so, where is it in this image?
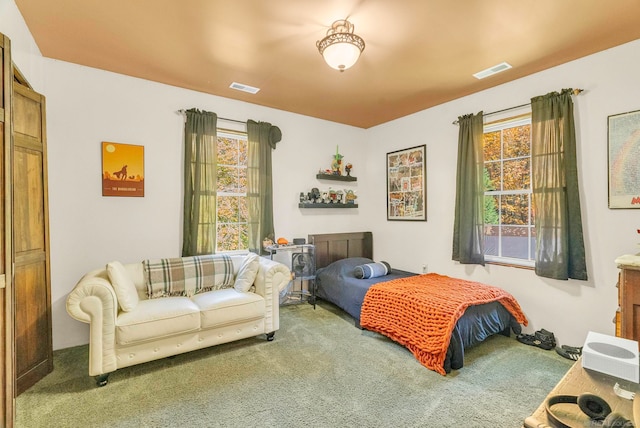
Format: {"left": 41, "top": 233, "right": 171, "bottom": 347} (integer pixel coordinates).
{"left": 360, "top": 273, "right": 528, "bottom": 375}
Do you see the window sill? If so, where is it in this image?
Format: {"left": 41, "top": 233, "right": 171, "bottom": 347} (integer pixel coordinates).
{"left": 485, "top": 260, "right": 535, "bottom": 271}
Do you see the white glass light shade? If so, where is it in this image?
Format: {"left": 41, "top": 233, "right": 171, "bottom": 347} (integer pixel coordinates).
{"left": 322, "top": 42, "right": 362, "bottom": 71}
{"left": 316, "top": 19, "right": 365, "bottom": 72}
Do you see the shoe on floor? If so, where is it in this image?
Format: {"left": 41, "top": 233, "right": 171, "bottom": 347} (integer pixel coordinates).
{"left": 556, "top": 346, "right": 581, "bottom": 361}
{"left": 534, "top": 329, "right": 556, "bottom": 349}
{"left": 561, "top": 344, "right": 583, "bottom": 355}
{"left": 516, "top": 332, "right": 554, "bottom": 351}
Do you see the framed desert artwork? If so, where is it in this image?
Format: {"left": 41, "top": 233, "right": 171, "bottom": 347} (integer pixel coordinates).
{"left": 101, "top": 142, "right": 145, "bottom": 197}
{"left": 608, "top": 109, "right": 640, "bottom": 208}
{"left": 387, "top": 144, "right": 426, "bottom": 221}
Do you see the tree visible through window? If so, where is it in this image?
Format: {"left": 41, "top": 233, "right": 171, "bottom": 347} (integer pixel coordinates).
{"left": 483, "top": 115, "right": 535, "bottom": 266}
{"left": 216, "top": 131, "right": 248, "bottom": 252}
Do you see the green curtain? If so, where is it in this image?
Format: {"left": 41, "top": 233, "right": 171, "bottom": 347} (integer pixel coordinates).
{"left": 246, "top": 120, "right": 281, "bottom": 254}
{"left": 182, "top": 109, "right": 218, "bottom": 256}
{"left": 452, "top": 112, "right": 485, "bottom": 265}
{"left": 531, "top": 89, "right": 587, "bottom": 280}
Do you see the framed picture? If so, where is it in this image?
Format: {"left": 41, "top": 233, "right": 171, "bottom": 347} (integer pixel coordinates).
{"left": 608, "top": 109, "right": 640, "bottom": 208}
{"left": 387, "top": 144, "right": 426, "bottom": 221}
{"left": 101, "top": 142, "right": 145, "bottom": 197}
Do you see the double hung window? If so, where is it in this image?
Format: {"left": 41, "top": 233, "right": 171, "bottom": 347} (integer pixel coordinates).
{"left": 215, "top": 130, "right": 248, "bottom": 252}
{"left": 483, "top": 115, "right": 534, "bottom": 266}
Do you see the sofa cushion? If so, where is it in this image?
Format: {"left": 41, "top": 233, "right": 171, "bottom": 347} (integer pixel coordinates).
{"left": 143, "top": 254, "right": 234, "bottom": 298}
{"left": 107, "top": 261, "right": 139, "bottom": 312}
{"left": 116, "top": 297, "right": 200, "bottom": 345}
{"left": 191, "top": 289, "right": 265, "bottom": 329}
{"left": 234, "top": 253, "right": 260, "bottom": 292}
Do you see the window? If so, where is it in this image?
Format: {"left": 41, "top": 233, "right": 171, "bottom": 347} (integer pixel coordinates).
{"left": 483, "top": 115, "right": 534, "bottom": 266}
{"left": 216, "top": 130, "right": 248, "bottom": 252}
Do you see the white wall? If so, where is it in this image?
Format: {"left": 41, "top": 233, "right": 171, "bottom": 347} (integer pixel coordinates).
{"left": 365, "top": 39, "right": 640, "bottom": 347}
{"left": 3, "top": 0, "right": 639, "bottom": 350}
{"left": 43, "top": 62, "right": 367, "bottom": 349}
{"left": 0, "top": 0, "right": 44, "bottom": 90}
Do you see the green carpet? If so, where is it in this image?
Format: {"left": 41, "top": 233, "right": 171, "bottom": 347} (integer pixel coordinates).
{"left": 16, "top": 302, "right": 571, "bottom": 427}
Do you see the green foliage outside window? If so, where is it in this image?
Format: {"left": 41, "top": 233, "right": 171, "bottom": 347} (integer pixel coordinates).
{"left": 483, "top": 168, "right": 499, "bottom": 225}
{"left": 216, "top": 133, "right": 248, "bottom": 252}
{"left": 483, "top": 118, "right": 534, "bottom": 262}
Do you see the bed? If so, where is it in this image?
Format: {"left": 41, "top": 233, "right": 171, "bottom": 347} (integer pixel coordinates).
{"left": 309, "top": 231, "right": 527, "bottom": 374}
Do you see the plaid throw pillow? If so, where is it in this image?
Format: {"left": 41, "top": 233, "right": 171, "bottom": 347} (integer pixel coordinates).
{"left": 144, "top": 254, "right": 234, "bottom": 298}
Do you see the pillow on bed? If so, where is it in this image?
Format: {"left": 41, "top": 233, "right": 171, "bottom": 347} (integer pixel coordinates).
{"left": 316, "top": 257, "right": 374, "bottom": 281}
{"left": 354, "top": 261, "right": 391, "bottom": 279}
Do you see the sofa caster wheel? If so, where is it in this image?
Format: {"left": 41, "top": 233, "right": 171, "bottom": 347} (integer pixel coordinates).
{"left": 266, "top": 332, "right": 275, "bottom": 341}
{"left": 95, "top": 373, "right": 110, "bottom": 387}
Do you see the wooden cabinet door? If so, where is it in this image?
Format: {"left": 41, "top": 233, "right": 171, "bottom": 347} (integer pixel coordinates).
{"left": 12, "top": 82, "right": 51, "bottom": 396}
{"left": 0, "top": 33, "right": 14, "bottom": 427}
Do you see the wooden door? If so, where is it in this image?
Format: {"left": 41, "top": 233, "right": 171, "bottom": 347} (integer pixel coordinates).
{"left": 0, "top": 33, "right": 15, "bottom": 427}
{"left": 13, "top": 81, "right": 51, "bottom": 396}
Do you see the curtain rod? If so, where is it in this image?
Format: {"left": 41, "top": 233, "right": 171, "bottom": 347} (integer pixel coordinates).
{"left": 451, "top": 88, "right": 584, "bottom": 125}
{"left": 176, "top": 109, "right": 246, "bottom": 125}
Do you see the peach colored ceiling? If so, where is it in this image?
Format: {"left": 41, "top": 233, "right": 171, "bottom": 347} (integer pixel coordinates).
{"left": 14, "top": 0, "right": 640, "bottom": 128}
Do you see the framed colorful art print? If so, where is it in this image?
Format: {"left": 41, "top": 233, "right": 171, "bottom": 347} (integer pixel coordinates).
{"left": 387, "top": 144, "right": 426, "bottom": 221}
{"left": 101, "top": 142, "right": 145, "bottom": 197}
{"left": 608, "top": 109, "right": 640, "bottom": 208}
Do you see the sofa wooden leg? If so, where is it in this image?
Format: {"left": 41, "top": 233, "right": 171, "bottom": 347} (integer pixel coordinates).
{"left": 266, "top": 332, "right": 275, "bottom": 341}
{"left": 95, "top": 373, "right": 110, "bottom": 387}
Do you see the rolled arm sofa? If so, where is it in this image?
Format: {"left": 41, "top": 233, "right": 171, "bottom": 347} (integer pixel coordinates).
{"left": 66, "top": 252, "right": 291, "bottom": 386}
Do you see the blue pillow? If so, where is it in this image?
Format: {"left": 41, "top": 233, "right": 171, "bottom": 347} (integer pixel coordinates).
{"left": 354, "top": 261, "right": 391, "bottom": 279}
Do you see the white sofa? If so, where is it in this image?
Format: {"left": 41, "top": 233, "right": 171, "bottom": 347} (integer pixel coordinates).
{"left": 66, "top": 253, "right": 291, "bottom": 386}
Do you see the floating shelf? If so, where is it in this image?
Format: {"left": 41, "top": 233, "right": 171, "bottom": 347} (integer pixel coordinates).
{"left": 316, "top": 174, "right": 357, "bottom": 182}
{"left": 299, "top": 203, "right": 358, "bottom": 209}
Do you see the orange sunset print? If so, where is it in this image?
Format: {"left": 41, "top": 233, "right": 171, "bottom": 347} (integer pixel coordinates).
{"left": 102, "top": 142, "right": 145, "bottom": 197}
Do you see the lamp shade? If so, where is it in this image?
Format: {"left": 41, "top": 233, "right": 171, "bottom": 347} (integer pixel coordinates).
{"left": 322, "top": 42, "right": 362, "bottom": 71}
{"left": 317, "top": 19, "right": 365, "bottom": 72}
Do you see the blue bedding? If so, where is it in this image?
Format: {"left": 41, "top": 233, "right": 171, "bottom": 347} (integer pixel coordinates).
{"left": 315, "top": 257, "right": 522, "bottom": 372}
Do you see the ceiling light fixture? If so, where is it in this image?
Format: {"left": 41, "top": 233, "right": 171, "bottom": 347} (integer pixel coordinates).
{"left": 316, "top": 19, "right": 365, "bottom": 72}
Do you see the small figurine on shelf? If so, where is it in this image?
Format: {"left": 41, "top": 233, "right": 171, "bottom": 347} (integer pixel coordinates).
{"left": 344, "top": 189, "right": 357, "bottom": 204}
{"left": 336, "top": 190, "right": 344, "bottom": 203}
{"left": 345, "top": 163, "right": 353, "bottom": 177}
{"left": 329, "top": 188, "right": 337, "bottom": 203}
{"left": 263, "top": 236, "right": 274, "bottom": 250}
{"left": 308, "top": 187, "right": 320, "bottom": 203}
{"left": 331, "top": 145, "right": 344, "bottom": 176}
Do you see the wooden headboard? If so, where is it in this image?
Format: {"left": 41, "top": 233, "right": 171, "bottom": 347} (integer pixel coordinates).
{"left": 308, "top": 232, "right": 373, "bottom": 269}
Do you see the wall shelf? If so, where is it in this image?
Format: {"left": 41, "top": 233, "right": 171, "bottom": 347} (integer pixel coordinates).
{"left": 316, "top": 174, "right": 357, "bottom": 182}
{"left": 299, "top": 203, "right": 358, "bottom": 209}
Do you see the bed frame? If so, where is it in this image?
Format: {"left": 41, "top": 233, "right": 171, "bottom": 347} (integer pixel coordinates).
{"left": 308, "top": 232, "right": 373, "bottom": 269}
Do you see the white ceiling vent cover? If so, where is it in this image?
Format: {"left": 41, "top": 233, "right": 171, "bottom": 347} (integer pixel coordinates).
{"left": 229, "top": 82, "right": 260, "bottom": 94}
{"left": 473, "top": 62, "right": 512, "bottom": 80}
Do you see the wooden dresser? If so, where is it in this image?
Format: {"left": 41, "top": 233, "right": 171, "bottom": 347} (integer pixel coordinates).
{"left": 616, "top": 257, "right": 640, "bottom": 341}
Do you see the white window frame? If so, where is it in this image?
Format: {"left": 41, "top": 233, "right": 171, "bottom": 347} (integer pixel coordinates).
{"left": 215, "top": 129, "right": 248, "bottom": 254}
{"left": 483, "top": 115, "right": 535, "bottom": 268}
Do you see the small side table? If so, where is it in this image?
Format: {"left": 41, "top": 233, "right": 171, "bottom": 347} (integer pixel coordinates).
{"left": 266, "top": 244, "right": 316, "bottom": 308}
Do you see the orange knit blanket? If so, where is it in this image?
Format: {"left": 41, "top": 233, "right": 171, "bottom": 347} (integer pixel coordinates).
{"left": 360, "top": 273, "right": 528, "bottom": 375}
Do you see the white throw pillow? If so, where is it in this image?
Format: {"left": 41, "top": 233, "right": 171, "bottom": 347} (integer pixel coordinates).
{"left": 234, "top": 253, "right": 260, "bottom": 293}
{"left": 107, "top": 261, "right": 139, "bottom": 311}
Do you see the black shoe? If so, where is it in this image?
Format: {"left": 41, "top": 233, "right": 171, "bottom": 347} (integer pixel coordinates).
{"left": 516, "top": 332, "right": 554, "bottom": 350}
{"left": 534, "top": 329, "right": 556, "bottom": 350}
{"left": 556, "top": 346, "right": 581, "bottom": 361}
{"left": 561, "top": 345, "right": 583, "bottom": 354}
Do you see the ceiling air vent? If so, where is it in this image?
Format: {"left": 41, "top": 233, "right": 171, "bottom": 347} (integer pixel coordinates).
{"left": 472, "top": 62, "right": 512, "bottom": 80}
{"left": 229, "top": 82, "right": 260, "bottom": 94}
